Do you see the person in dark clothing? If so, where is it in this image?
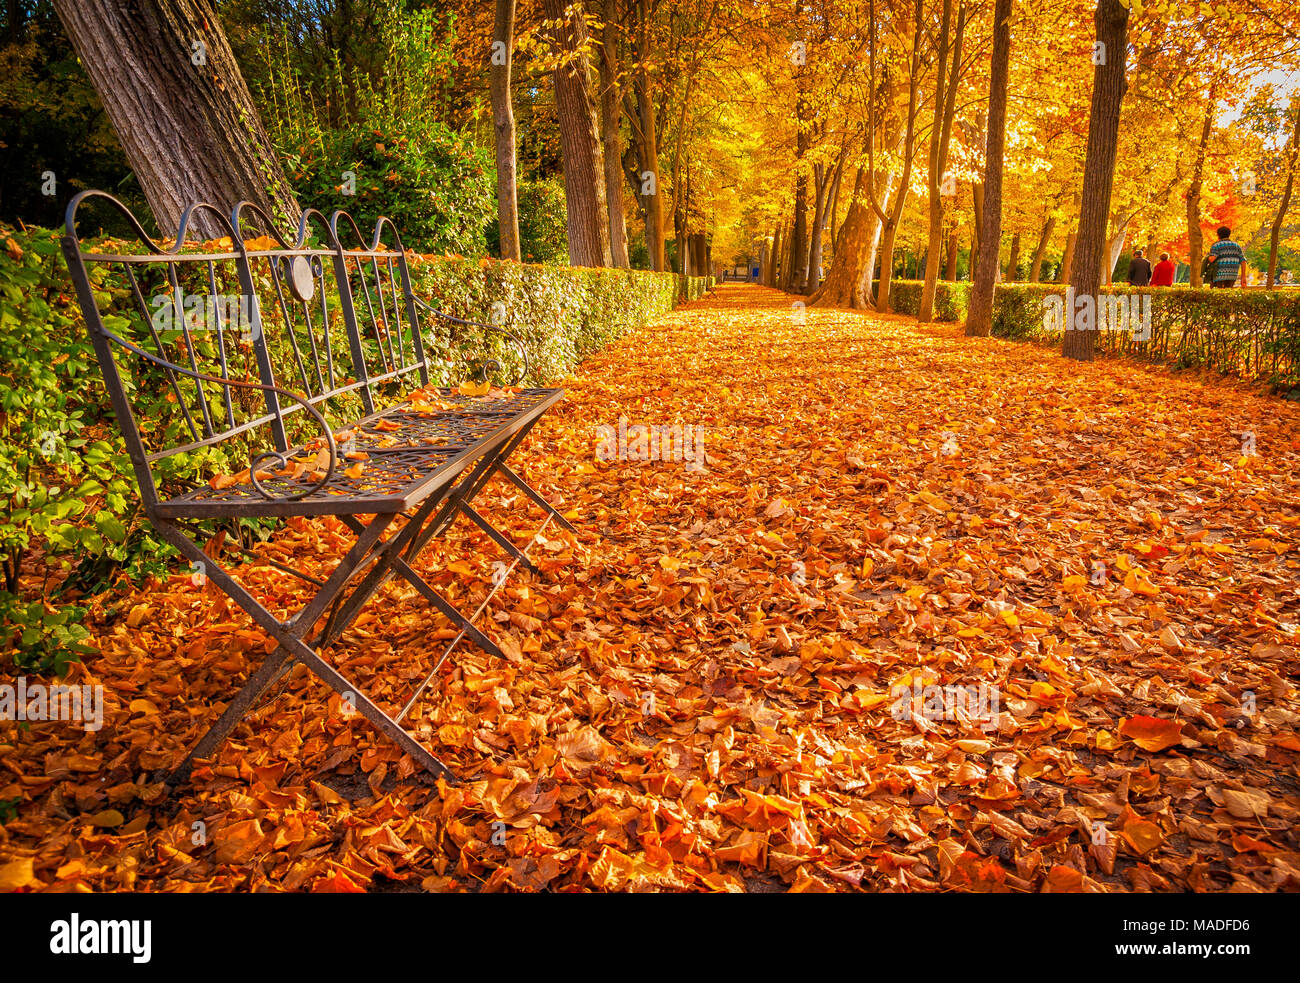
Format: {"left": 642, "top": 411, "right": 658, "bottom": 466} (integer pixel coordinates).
{"left": 1127, "top": 248, "right": 1152, "bottom": 286}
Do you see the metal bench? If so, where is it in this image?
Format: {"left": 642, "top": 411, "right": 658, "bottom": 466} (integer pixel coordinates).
{"left": 60, "top": 191, "right": 575, "bottom": 786}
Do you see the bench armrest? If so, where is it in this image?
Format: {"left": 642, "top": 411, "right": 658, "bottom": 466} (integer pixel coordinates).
{"left": 97, "top": 326, "right": 338, "bottom": 501}
{"left": 414, "top": 297, "right": 529, "bottom": 386}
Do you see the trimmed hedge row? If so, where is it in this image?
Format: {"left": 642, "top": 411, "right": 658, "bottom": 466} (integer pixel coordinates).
{"left": 409, "top": 258, "right": 708, "bottom": 383}
{"left": 988, "top": 283, "right": 1300, "bottom": 394}
{"left": 865, "top": 278, "right": 1300, "bottom": 394}
{"left": 871, "top": 279, "right": 971, "bottom": 323}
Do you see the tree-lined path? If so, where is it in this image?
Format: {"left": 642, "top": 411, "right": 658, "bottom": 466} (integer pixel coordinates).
{"left": 5, "top": 283, "right": 1298, "bottom": 893}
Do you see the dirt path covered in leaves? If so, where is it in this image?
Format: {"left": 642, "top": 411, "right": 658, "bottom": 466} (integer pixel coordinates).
{"left": 3, "top": 283, "right": 1299, "bottom": 892}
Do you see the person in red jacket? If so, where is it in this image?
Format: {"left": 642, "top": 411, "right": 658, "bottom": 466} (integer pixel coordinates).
{"left": 1151, "top": 252, "right": 1177, "bottom": 287}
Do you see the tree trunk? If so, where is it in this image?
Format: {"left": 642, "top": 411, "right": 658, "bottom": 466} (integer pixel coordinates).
{"left": 876, "top": 0, "right": 924, "bottom": 315}
{"left": 1059, "top": 229, "right": 1077, "bottom": 283}
{"left": 597, "top": 0, "right": 630, "bottom": 268}
{"left": 1268, "top": 105, "right": 1300, "bottom": 288}
{"left": 919, "top": 0, "right": 965, "bottom": 321}
{"left": 1063, "top": 0, "right": 1129, "bottom": 361}
{"left": 791, "top": 94, "right": 810, "bottom": 291}
{"left": 544, "top": 0, "right": 611, "bottom": 267}
{"left": 1005, "top": 231, "right": 1021, "bottom": 281}
{"left": 806, "top": 158, "right": 834, "bottom": 294}
{"left": 490, "top": 0, "right": 521, "bottom": 261}
{"left": 53, "top": 0, "right": 299, "bottom": 238}
{"left": 1106, "top": 212, "right": 1130, "bottom": 282}
{"left": 810, "top": 166, "right": 891, "bottom": 308}
{"left": 827, "top": 157, "right": 844, "bottom": 253}
{"left": 770, "top": 225, "right": 783, "bottom": 288}
{"left": 965, "top": 0, "right": 1012, "bottom": 337}
{"left": 971, "top": 180, "right": 984, "bottom": 279}
{"left": 945, "top": 231, "right": 959, "bottom": 280}
{"left": 1186, "top": 109, "right": 1212, "bottom": 287}
{"left": 1028, "top": 214, "right": 1055, "bottom": 282}
{"left": 630, "top": 0, "right": 664, "bottom": 270}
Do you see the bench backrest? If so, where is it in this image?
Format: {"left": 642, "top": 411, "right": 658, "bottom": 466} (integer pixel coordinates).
{"left": 60, "top": 191, "right": 433, "bottom": 511}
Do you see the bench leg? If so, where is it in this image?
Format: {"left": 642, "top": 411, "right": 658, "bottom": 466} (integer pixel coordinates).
{"left": 165, "top": 646, "right": 295, "bottom": 786}
{"left": 151, "top": 513, "right": 458, "bottom": 787}
{"left": 496, "top": 462, "right": 578, "bottom": 533}
{"left": 456, "top": 500, "right": 537, "bottom": 573}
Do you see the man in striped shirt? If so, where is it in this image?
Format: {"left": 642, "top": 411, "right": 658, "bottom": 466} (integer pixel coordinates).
{"left": 1208, "top": 226, "right": 1245, "bottom": 288}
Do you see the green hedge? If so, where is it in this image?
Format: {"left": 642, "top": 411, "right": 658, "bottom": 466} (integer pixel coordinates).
{"left": 866, "top": 278, "right": 1300, "bottom": 394}
{"left": 0, "top": 222, "right": 702, "bottom": 670}
{"left": 871, "top": 279, "right": 972, "bottom": 322}
{"left": 989, "top": 284, "right": 1300, "bottom": 395}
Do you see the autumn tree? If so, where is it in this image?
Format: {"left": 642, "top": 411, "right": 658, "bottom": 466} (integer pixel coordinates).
{"left": 918, "top": 0, "right": 966, "bottom": 321}
{"left": 596, "top": 0, "right": 631, "bottom": 268}
{"left": 52, "top": 0, "right": 299, "bottom": 238}
{"left": 1063, "top": 0, "right": 1129, "bottom": 361}
{"left": 543, "top": 0, "right": 612, "bottom": 267}
{"left": 490, "top": 0, "right": 521, "bottom": 261}
{"left": 965, "top": 0, "right": 1012, "bottom": 337}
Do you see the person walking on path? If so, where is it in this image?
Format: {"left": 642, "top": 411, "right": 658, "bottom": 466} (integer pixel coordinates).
{"left": 1151, "top": 252, "right": 1176, "bottom": 286}
{"left": 1127, "top": 248, "right": 1152, "bottom": 286}
{"left": 1207, "top": 226, "right": 1246, "bottom": 288}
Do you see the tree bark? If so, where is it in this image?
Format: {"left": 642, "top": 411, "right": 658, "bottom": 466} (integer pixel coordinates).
{"left": 919, "top": 0, "right": 965, "bottom": 321}
{"left": 544, "top": 0, "right": 611, "bottom": 267}
{"left": 490, "top": 0, "right": 521, "bottom": 261}
{"left": 1059, "top": 229, "right": 1077, "bottom": 283}
{"left": 53, "top": 0, "right": 299, "bottom": 238}
{"left": 597, "top": 0, "right": 630, "bottom": 268}
{"left": 1028, "top": 214, "right": 1055, "bottom": 282}
{"left": 965, "top": 0, "right": 1012, "bottom": 337}
{"left": 805, "top": 155, "right": 836, "bottom": 294}
{"left": 1006, "top": 231, "right": 1021, "bottom": 281}
{"left": 876, "top": 0, "right": 924, "bottom": 314}
{"left": 1063, "top": 0, "right": 1129, "bottom": 360}
{"left": 945, "top": 230, "right": 959, "bottom": 280}
{"left": 1268, "top": 104, "right": 1300, "bottom": 288}
{"left": 630, "top": 0, "right": 664, "bottom": 270}
{"left": 770, "top": 225, "right": 783, "bottom": 288}
{"left": 1186, "top": 109, "right": 1212, "bottom": 287}
{"left": 811, "top": 166, "right": 892, "bottom": 308}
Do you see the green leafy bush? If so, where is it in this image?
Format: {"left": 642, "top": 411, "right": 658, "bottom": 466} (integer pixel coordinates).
{"left": 989, "top": 284, "right": 1300, "bottom": 394}
{"left": 283, "top": 122, "right": 494, "bottom": 256}
{"left": 871, "top": 279, "right": 972, "bottom": 322}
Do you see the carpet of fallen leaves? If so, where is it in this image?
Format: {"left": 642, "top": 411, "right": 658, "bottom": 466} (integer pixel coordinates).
{"left": 3, "top": 283, "right": 1299, "bottom": 893}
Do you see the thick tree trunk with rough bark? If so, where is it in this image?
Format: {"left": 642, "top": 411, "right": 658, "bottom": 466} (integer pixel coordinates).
{"left": 597, "top": 0, "right": 630, "bottom": 267}
{"left": 490, "top": 0, "right": 521, "bottom": 261}
{"left": 811, "top": 166, "right": 893, "bottom": 308}
{"left": 1063, "top": 0, "right": 1129, "bottom": 361}
{"left": 53, "top": 0, "right": 299, "bottom": 238}
{"left": 965, "top": 0, "right": 1012, "bottom": 337}
{"left": 544, "top": 0, "right": 611, "bottom": 267}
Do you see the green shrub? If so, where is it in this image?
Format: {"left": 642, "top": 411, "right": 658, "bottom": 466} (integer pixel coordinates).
{"left": 517, "top": 177, "right": 569, "bottom": 265}
{"left": 871, "top": 279, "right": 972, "bottom": 322}
{"left": 284, "top": 122, "right": 494, "bottom": 256}
{"left": 988, "top": 284, "right": 1300, "bottom": 393}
